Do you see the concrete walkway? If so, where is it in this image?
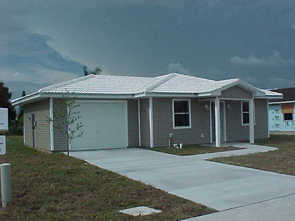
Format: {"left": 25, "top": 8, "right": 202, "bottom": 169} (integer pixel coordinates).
{"left": 70, "top": 143, "right": 295, "bottom": 221}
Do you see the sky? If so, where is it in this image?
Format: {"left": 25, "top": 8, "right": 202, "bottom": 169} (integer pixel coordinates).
{"left": 1, "top": 0, "right": 295, "bottom": 98}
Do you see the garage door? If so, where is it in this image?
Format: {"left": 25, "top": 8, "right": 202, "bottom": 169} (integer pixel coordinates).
{"left": 70, "top": 101, "right": 128, "bottom": 150}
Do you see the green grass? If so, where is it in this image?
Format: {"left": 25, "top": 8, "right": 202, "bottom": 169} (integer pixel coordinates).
{"left": 152, "top": 145, "right": 242, "bottom": 156}
{"left": 211, "top": 135, "right": 295, "bottom": 176}
{"left": 0, "top": 137, "right": 215, "bottom": 221}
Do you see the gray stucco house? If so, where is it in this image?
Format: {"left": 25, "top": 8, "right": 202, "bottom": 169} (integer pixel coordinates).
{"left": 12, "top": 73, "right": 282, "bottom": 151}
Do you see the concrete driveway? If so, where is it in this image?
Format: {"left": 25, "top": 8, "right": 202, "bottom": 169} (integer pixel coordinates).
{"left": 70, "top": 145, "right": 295, "bottom": 220}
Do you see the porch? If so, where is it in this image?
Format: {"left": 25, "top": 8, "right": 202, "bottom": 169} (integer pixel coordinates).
{"left": 208, "top": 97, "right": 255, "bottom": 147}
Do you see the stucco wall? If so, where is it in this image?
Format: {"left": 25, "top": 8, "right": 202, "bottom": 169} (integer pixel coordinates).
{"left": 23, "top": 99, "right": 51, "bottom": 150}
{"left": 153, "top": 98, "right": 211, "bottom": 147}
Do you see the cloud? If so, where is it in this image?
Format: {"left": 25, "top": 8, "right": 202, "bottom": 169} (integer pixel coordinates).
{"left": 168, "top": 62, "right": 190, "bottom": 74}
{"left": 229, "top": 50, "right": 295, "bottom": 67}
{"left": 291, "top": 24, "right": 295, "bottom": 30}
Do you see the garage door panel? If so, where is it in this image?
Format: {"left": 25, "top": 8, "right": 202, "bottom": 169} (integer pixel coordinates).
{"left": 70, "top": 101, "right": 128, "bottom": 150}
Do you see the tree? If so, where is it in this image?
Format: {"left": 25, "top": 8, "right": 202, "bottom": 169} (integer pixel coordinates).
{"left": 82, "top": 66, "right": 102, "bottom": 76}
{"left": 0, "top": 82, "right": 16, "bottom": 122}
{"left": 49, "top": 98, "right": 84, "bottom": 157}
{"left": 83, "top": 66, "right": 88, "bottom": 76}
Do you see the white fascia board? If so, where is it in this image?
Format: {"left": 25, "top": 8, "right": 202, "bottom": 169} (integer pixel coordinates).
{"left": 256, "top": 96, "right": 283, "bottom": 100}
{"left": 11, "top": 92, "right": 42, "bottom": 106}
{"left": 269, "top": 100, "right": 295, "bottom": 104}
{"left": 42, "top": 93, "right": 135, "bottom": 99}
{"left": 12, "top": 92, "right": 136, "bottom": 106}
{"left": 135, "top": 92, "right": 199, "bottom": 98}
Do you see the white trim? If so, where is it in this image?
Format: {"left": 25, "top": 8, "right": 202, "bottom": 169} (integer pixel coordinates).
{"left": 135, "top": 92, "right": 198, "bottom": 98}
{"left": 267, "top": 100, "right": 270, "bottom": 138}
{"left": 209, "top": 102, "right": 212, "bottom": 144}
{"left": 249, "top": 98, "right": 255, "bottom": 144}
{"left": 74, "top": 99, "right": 127, "bottom": 103}
{"left": 221, "top": 98, "right": 251, "bottom": 101}
{"left": 23, "top": 114, "right": 26, "bottom": 144}
{"left": 210, "top": 100, "right": 226, "bottom": 144}
{"left": 138, "top": 99, "right": 141, "bottom": 146}
{"left": 149, "top": 97, "right": 154, "bottom": 148}
{"left": 49, "top": 98, "right": 54, "bottom": 151}
{"left": 66, "top": 104, "right": 71, "bottom": 150}
{"left": 212, "top": 79, "right": 265, "bottom": 97}
{"left": 172, "top": 99, "right": 192, "bottom": 129}
{"left": 125, "top": 100, "right": 129, "bottom": 147}
{"left": 241, "top": 100, "right": 256, "bottom": 126}
{"left": 269, "top": 100, "right": 295, "bottom": 104}
{"left": 215, "top": 97, "right": 221, "bottom": 147}
{"left": 223, "top": 101, "right": 227, "bottom": 143}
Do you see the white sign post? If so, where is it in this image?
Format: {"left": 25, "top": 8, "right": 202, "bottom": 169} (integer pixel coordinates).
{"left": 0, "top": 108, "right": 10, "bottom": 208}
{"left": 0, "top": 136, "right": 6, "bottom": 155}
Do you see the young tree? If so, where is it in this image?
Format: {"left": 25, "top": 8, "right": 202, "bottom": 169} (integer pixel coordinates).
{"left": 50, "top": 98, "right": 84, "bottom": 156}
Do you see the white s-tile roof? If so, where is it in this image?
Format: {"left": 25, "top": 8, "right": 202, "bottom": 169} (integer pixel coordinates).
{"left": 40, "top": 74, "right": 154, "bottom": 94}
{"left": 12, "top": 73, "right": 282, "bottom": 105}
{"left": 39, "top": 73, "right": 241, "bottom": 95}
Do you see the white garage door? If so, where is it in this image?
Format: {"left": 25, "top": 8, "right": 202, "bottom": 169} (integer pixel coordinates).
{"left": 70, "top": 100, "right": 128, "bottom": 150}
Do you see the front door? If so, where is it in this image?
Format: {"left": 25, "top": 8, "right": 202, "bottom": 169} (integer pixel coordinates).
{"left": 211, "top": 101, "right": 226, "bottom": 143}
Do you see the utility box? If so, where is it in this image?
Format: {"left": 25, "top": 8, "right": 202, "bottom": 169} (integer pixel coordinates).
{"left": 0, "top": 108, "right": 8, "bottom": 132}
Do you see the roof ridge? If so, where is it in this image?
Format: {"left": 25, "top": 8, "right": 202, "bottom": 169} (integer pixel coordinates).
{"left": 39, "top": 74, "right": 96, "bottom": 93}
{"left": 144, "top": 73, "right": 177, "bottom": 93}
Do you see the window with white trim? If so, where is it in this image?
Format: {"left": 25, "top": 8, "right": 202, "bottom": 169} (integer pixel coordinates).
{"left": 173, "top": 99, "right": 191, "bottom": 128}
{"left": 241, "top": 101, "right": 255, "bottom": 126}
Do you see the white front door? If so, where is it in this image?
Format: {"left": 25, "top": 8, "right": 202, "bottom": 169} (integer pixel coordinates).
{"left": 70, "top": 101, "right": 128, "bottom": 150}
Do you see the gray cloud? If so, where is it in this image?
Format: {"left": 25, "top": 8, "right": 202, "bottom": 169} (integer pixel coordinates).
{"left": 229, "top": 51, "right": 295, "bottom": 67}
{"left": 168, "top": 62, "right": 190, "bottom": 74}
{"left": 2, "top": 0, "right": 295, "bottom": 97}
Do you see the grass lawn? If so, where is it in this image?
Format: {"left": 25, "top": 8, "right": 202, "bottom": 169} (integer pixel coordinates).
{"left": 0, "top": 136, "right": 215, "bottom": 221}
{"left": 152, "top": 145, "right": 241, "bottom": 156}
{"left": 211, "top": 135, "right": 295, "bottom": 176}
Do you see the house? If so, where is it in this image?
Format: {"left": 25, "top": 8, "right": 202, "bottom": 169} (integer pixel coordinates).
{"left": 12, "top": 73, "right": 282, "bottom": 151}
{"left": 268, "top": 87, "right": 295, "bottom": 133}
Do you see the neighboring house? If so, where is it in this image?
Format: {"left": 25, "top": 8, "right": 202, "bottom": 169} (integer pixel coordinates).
{"left": 269, "top": 88, "right": 295, "bottom": 133}
{"left": 12, "top": 73, "right": 282, "bottom": 151}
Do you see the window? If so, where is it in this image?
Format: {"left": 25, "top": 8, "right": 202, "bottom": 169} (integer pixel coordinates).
{"left": 281, "top": 104, "right": 293, "bottom": 121}
{"left": 284, "top": 113, "right": 293, "bottom": 121}
{"left": 241, "top": 101, "right": 255, "bottom": 126}
{"left": 173, "top": 99, "right": 191, "bottom": 128}
{"left": 241, "top": 101, "right": 249, "bottom": 125}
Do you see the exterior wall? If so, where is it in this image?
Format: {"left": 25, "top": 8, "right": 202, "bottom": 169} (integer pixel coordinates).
{"left": 221, "top": 86, "right": 252, "bottom": 99}
{"left": 255, "top": 99, "right": 268, "bottom": 140}
{"left": 140, "top": 99, "right": 150, "bottom": 147}
{"left": 153, "top": 98, "right": 210, "bottom": 147}
{"left": 127, "top": 100, "right": 139, "bottom": 147}
{"left": 226, "top": 99, "right": 268, "bottom": 142}
{"left": 23, "top": 99, "right": 51, "bottom": 150}
{"left": 269, "top": 103, "right": 295, "bottom": 132}
{"left": 225, "top": 100, "right": 249, "bottom": 142}
{"left": 53, "top": 99, "right": 68, "bottom": 151}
